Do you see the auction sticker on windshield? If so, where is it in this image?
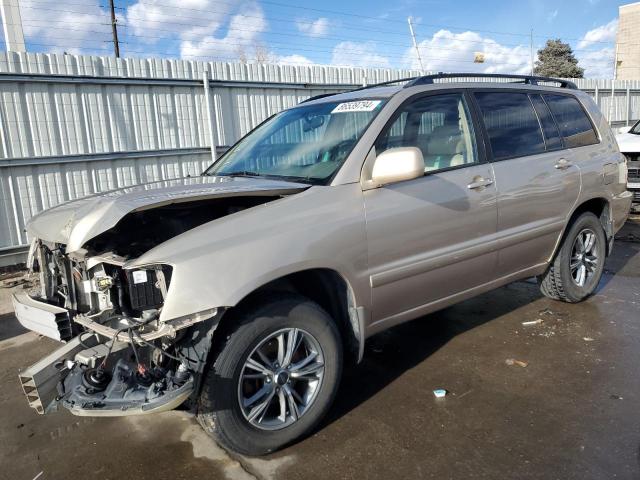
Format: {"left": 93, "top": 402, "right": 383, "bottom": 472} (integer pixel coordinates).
{"left": 332, "top": 100, "right": 382, "bottom": 113}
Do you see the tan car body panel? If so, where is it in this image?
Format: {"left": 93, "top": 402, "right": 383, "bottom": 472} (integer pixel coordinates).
{"left": 26, "top": 83, "right": 632, "bottom": 344}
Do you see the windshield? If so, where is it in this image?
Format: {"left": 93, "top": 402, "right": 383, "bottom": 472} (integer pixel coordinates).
{"left": 631, "top": 120, "right": 640, "bottom": 135}
{"left": 205, "top": 99, "right": 385, "bottom": 184}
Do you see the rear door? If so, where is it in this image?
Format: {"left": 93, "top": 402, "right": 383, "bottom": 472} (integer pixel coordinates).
{"left": 363, "top": 91, "right": 498, "bottom": 326}
{"left": 473, "top": 91, "right": 582, "bottom": 277}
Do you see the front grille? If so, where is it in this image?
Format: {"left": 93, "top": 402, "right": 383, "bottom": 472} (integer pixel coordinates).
{"left": 629, "top": 167, "right": 640, "bottom": 183}
{"left": 633, "top": 190, "right": 640, "bottom": 203}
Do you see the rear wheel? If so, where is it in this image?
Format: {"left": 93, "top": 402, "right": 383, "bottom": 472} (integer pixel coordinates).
{"left": 538, "top": 212, "right": 606, "bottom": 303}
{"left": 197, "top": 295, "right": 342, "bottom": 456}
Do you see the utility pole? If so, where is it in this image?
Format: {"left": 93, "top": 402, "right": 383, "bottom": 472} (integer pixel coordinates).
{"left": 530, "top": 29, "right": 534, "bottom": 75}
{"left": 0, "top": 0, "right": 26, "bottom": 52}
{"left": 608, "top": 43, "right": 619, "bottom": 123}
{"left": 407, "top": 17, "right": 425, "bottom": 74}
{"left": 109, "top": 0, "right": 120, "bottom": 58}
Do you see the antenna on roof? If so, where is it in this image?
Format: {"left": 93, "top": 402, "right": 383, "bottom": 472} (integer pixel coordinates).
{"left": 407, "top": 17, "right": 425, "bottom": 74}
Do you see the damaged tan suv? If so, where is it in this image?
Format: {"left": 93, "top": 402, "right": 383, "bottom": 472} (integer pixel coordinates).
{"left": 14, "top": 74, "right": 632, "bottom": 456}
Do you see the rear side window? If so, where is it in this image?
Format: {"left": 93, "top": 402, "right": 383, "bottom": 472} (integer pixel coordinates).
{"left": 530, "top": 94, "right": 563, "bottom": 151}
{"left": 474, "top": 92, "right": 545, "bottom": 160}
{"left": 543, "top": 94, "right": 598, "bottom": 148}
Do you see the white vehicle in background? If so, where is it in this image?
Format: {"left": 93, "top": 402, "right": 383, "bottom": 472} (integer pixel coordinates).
{"left": 616, "top": 121, "right": 640, "bottom": 210}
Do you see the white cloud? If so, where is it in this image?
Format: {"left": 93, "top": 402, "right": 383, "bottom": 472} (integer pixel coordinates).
{"left": 126, "top": 0, "right": 234, "bottom": 43}
{"left": 331, "top": 41, "right": 390, "bottom": 68}
{"left": 576, "top": 47, "right": 614, "bottom": 78}
{"left": 404, "top": 30, "right": 532, "bottom": 75}
{"left": 296, "top": 18, "right": 330, "bottom": 38}
{"left": 19, "top": 0, "right": 113, "bottom": 54}
{"left": 578, "top": 19, "right": 617, "bottom": 49}
{"left": 277, "top": 54, "right": 314, "bottom": 65}
{"left": 575, "top": 19, "right": 617, "bottom": 78}
{"left": 179, "top": 3, "right": 267, "bottom": 61}
{"left": 547, "top": 9, "right": 559, "bottom": 23}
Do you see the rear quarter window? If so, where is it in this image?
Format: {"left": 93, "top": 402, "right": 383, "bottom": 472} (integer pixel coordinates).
{"left": 543, "top": 94, "right": 599, "bottom": 148}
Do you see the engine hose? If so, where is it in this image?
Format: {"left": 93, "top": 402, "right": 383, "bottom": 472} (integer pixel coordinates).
{"left": 115, "top": 276, "right": 133, "bottom": 317}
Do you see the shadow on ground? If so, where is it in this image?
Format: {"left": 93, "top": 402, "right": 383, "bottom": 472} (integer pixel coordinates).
{"left": 0, "top": 312, "right": 27, "bottom": 342}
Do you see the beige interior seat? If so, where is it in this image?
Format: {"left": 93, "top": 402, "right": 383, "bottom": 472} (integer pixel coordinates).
{"left": 423, "top": 125, "right": 465, "bottom": 171}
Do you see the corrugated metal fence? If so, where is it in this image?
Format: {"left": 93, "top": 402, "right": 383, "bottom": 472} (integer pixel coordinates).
{"left": 0, "top": 51, "right": 420, "bottom": 265}
{"left": 0, "top": 51, "right": 639, "bottom": 265}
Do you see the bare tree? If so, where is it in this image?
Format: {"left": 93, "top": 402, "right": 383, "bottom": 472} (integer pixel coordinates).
{"left": 253, "top": 43, "right": 274, "bottom": 64}
{"left": 235, "top": 46, "right": 248, "bottom": 64}
{"left": 235, "top": 43, "right": 275, "bottom": 64}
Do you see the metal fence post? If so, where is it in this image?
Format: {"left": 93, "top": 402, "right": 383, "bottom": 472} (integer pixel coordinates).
{"left": 627, "top": 88, "right": 632, "bottom": 126}
{"left": 608, "top": 81, "right": 616, "bottom": 123}
{"left": 203, "top": 69, "right": 217, "bottom": 163}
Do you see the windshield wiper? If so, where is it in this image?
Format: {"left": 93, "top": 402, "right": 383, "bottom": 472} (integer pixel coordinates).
{"left": 206, "top": 171, "right": 321, "bottom": 185}
{"left": 210, "top": 171, "right": 263, "bottom": 178}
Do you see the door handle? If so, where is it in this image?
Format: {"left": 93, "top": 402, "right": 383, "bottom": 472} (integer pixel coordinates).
{"left": 554, "top": 158, "right": 572, "bottom": 170}
{"left": 467, "top": 177, "right": 494, "bottom": 190}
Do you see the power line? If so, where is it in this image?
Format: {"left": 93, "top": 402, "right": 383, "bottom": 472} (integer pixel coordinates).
{"left": 13, "top": 0, "right": 622, "bottom": 47}
{"left": 8, "top": 40, "right": 613, "bottom": 73}
{"left": 0, "top": 0, "right": 621, "bottom": 74}
{"left": 10, "top": 14, "right": 626, "bottom": 56}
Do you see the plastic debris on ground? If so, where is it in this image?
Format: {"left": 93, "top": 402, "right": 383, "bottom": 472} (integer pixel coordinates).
{"left": 433, "top": 389, "right": 447, "bottom": 398}
{"left": 522, "top": 319, "right": 544, "bottom": 326}
{"left": 505, "top": 358, "right": 529, "bottom": 368}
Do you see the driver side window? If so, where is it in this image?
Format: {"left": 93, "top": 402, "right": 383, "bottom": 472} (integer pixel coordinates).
{"left": 376, "top": 93, "right": 479, "bottom": 172}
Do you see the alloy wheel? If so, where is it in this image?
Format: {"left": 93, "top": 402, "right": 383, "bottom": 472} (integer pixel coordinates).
{"left": 238, "top": 328, "right": 325, "bottom": 430}
{"left": 570, "top": 228, "right": 599, "bottom": 287}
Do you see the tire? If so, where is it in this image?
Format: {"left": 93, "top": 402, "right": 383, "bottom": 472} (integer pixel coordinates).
{"left": 538, "top": 212, "right": 606, "bottom": 303}
{"left": 197, "top": 294, "right": 343, "bottom": 456}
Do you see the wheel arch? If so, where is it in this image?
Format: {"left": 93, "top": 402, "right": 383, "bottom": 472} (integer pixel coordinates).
{"left": 550, "top": 196, "right": 613, "bottom": 262}
{"left": 212, "top": 268, "right": 365, "bottom": 368}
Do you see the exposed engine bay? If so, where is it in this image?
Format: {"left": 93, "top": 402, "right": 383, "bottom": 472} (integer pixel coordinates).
{"left": 86, "top": 196, "right": 276, "bottom": 258}
{"left": 17, "top": 194, "right": 283, "bottom": 416}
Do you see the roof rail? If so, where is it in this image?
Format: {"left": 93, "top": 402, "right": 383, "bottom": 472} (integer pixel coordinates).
{"left": 351, "top": 76, "right": 419, "bottom": 91}
{"left": 299, "top": 92, "right": 341, "bottom": 104}
{"left": 298, "top": 77, "right": 419, "bottom": 104}
{"left": 403, "top": 73, "right": 578, "bottom": 90}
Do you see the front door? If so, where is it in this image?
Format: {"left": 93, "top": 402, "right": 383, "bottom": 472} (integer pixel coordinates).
{"left": 363, "top": 92, "right": 498, "bottom": 328}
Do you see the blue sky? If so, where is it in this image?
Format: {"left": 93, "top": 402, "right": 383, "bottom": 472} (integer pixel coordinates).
{"left": 10, "top": 0, "right": 629, "bottom": 77}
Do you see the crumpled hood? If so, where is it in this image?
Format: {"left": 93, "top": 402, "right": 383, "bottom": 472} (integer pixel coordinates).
{"left": 27, "top": 175, "right": 308, "bottom": 253}
{"left": 616, "top": 132, "right": 640, "bottom": 152}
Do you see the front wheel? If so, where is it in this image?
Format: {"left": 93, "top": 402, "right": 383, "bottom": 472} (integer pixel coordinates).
{"left": 538, "top": 212, "right": 606, "bottom": 303}
{"left": 197, "top": 295, "right": 343, "bottom": 456}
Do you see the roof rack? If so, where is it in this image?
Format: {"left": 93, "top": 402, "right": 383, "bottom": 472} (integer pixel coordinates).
{"left": 298, "top": 73, "right": 577, "bottom": 106}
{"left": 299, "top": 77, "right": 419, "bottom": 104}
{"left": 402, "top": 73, "right": 577, "bottom": 89}
{"left": 350, "top": 77, "right": 420, "bottom": 91}
{"left": 299, "top": 93, "right": 341, "bottom": 104}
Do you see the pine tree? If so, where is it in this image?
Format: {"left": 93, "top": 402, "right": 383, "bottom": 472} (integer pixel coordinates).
{"left": 534, "top": 39, "right": 584, "bottom": 78}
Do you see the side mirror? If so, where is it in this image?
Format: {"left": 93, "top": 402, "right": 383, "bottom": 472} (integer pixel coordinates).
{"left": 370, "top": 147, "right": 425, "bottom": 187}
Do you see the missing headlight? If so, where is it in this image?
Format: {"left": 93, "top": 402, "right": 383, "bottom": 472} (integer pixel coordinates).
{"left": 125, "top": 266, "right": 172, "bottom": 312}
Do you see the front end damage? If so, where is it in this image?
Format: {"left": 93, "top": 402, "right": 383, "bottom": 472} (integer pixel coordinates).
{"left": 13, "top": 176, "right": 308, "bottom": 417}
{"left": 16, "top": 240, "right": 221, "bottom": 416}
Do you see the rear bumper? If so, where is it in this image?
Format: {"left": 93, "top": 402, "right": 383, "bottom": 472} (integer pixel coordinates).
{"left": 627, "top": 185, "right": 640, "bottom": 208}
{"left": 12, "top": 292, "right": 73, "bottom": 341}
{"left": 612, "top": 191, "right": 634, "bottom": 232}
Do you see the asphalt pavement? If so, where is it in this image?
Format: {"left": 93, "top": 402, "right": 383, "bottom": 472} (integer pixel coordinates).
{"left": 1, "top": 217, "right": 639, "bottom": 480}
